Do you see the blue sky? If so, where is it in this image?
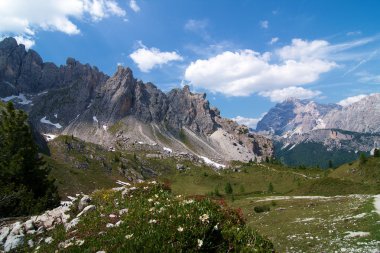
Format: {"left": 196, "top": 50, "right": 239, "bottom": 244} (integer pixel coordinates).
{"left": 1, "top": 0, "right": 380, "bottom": 128}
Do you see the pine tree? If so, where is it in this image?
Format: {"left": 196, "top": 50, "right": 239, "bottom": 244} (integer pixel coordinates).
{"left": 268, "top": 182, "right": 274, "bottom": 193}
{"left": 0, "top": 102, "right": 60, "bottom": 217}
{"left": 359, "top": 153, "right": 367, "bottom": 165}
{"left": 224, "top": 182, "right": 233, "bottom": 195}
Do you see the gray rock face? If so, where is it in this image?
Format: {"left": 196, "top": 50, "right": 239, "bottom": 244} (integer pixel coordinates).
{"left": 257, "top": 95, "right": 380, "bottom": 155}
{"left": 256, "top": 98, "right": 340, "bottom": 136}
{"left": 4, "top": 234, "right": 24, "bottom": 252}
{"left": 0, "top": 37, "right": 273, "bottom": 163}
{"left": 324, "top": 94, "right": 380, "bottom": 133}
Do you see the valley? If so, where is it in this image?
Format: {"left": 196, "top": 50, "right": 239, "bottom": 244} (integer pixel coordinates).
{"left": 37, "top": 135, "right": 380, "bottom": 252}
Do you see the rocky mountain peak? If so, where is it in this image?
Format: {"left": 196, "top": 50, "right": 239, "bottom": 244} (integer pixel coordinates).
{"left": 0, "top": 37, "right": 20, "bottom": 50}
{"left": 256, "top": 98, "right": 339, "bottom": 135}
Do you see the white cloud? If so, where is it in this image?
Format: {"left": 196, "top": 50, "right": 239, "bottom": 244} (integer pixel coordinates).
{"left": 0, "top": 0, "right": 126, "bottom": 44}
{"left": 185, "top": 19, "right": 208, "bottom": 32}
{"left": 13, "top": 35, "right": 35, "bottom": 49}
{"left": 232, "top": 116, "right": 262, "bottom": 129}
{"left": 129, "top": 0, "right": 140, "bottom": 12}
{"left": 337, "top": 94, "right": 368, "bottom": 107}
{"left": 184, "top": 46, "right": 336, "bottom": 96}
{"left": 347, "top": 31, "right": 362, "bottom": 36}
{"left": 269, "top": 37, "right": 279, "bottom": 45}
{"left": 260, "top": 20, "right": 269, "bottom": 29}
{"left": 356, "top": 71, "right": 380, "bottom": 84}
{"left": 277, "top": 39, "right": 330, "bottom": 60}
{"left": 184, "top": 19, "right": 209, "bottom": 40}
{"left": 184, "top": 37, "right": 377, "bottom": 97}
{"left": 259, "top": 87, "right": 322, "bottom": 102}
{"left": 344, "top": 50, "right": 378, "bottom": 76}
{"left": 130, "top": 42, "right": 183, "bottom": 72}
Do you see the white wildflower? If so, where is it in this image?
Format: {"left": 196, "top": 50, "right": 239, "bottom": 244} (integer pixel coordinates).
{"left": 197, "top": 239, "right": 203, "bottom": 248}
{"left": 213, "top": 223, "right": 219, "bottom": 230}
{"left": 177, "top": 226, "right": 184, "bottom": 232}
{"left": 125, "top": 234, "right": 133, "bottom": 239}
{"left": 148, "top": 219, "right": 157, "bottom": 224}
{"left": 183, "top": 199, "right": 194, "bottom": 204}
{"left": 148, "top": 198, "right": 153, "bottom": 202}
{"left": 199, "top": 214, "right": 209, "bottom": 223}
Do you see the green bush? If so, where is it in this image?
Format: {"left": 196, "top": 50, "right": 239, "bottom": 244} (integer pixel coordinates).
{"left": 224, "top": 182, "right": 233, "bottom": 195}
{"left": 254, "top": 205, "right": 271, "bottom": 213}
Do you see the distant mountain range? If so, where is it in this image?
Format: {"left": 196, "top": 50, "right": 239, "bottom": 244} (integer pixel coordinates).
{"left": 0, "top": 37, "right": 272, "bottom": 166}
{"left": 256, "top": 95, "right": 380, "bottom": 167}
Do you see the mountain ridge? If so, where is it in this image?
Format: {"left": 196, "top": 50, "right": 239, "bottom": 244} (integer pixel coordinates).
{"left": 0, "top": 37, "right": 273, "bottom": 164}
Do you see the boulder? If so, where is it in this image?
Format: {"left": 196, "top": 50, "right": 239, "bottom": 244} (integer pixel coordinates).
{"left": 4, "top": 234, "right": 24, "bottom": 252}
{"left": 65, "top": 218, "right": 80, "bottom": 231}
{"left": 0, "top": 226, "right": 10, "bottom": 245}
{"left": 176, "top": 164, "right": 185, "bottom": 170}
{"left": 10, "top": 222, "right": 23, "bottom": 235}
{"left": 24, "top": 220, "right": 35, "bottom": 232}
{"left": 78, "top": 195, "right": 91, "bottom": 211}
{"left": 77, "top": 205, "right": 96, "bottom": 217}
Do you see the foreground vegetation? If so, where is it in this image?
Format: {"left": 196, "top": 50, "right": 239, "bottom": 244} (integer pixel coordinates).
{"left": 0, "top": 102, "right": 59, "bottom": 217}
{"left": 17, "top": 182, "right": 274, "bottom": 252}
{"left": 2, "top": 123, "right": 379, "bottom": 252}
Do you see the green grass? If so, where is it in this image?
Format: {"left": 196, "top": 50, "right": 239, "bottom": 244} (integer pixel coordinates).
{"left": 18, "top": 182, "right": 274, "bottom": 252}
{"left": 45, "top": 136, "right": 144, "bottom": 197}
{"left": 230, "top": 195, "right": 380, "bottom": 252}
{"left": 39, "top": 137, "right": 380, "bottom": 252}
{"left": 330, "top": 156, "right": 380, "bottom": 192}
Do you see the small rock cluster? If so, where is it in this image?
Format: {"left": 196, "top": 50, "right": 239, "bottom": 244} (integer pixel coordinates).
{"left": 0, "top": 194, "right": 94, "bottom": 252}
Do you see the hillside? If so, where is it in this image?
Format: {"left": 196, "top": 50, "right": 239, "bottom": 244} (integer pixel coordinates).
{"left": 1, "top": 182, "right": 274, "bottom": 252}
{"left": 1, "top": 134, "right": 379, "bottom": 252}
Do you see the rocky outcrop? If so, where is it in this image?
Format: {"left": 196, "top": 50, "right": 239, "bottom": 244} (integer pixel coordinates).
{"left": 0, "top": 37, "right": 273, "bottom": 163}
{"left": 256, "top": 98, "right": 340, "bottom": 136}
{"left": 0, "top": 37, "right": 108, "bottom": 97}
{"left": 323, "top": 94, "right": 380, "bottom": 133}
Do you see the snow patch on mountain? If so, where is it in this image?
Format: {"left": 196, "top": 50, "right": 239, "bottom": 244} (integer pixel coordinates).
{"left": 40, "top": 117, "right": 62, "bottom": 129}
{"left": 198, "top": 156, "right": 226, "bottom": 169}
{"left": 1, "top": 93, "right": 32, "bottom": 105}
{"left": 43, "top": 134, "right": 58, "bottom": 141}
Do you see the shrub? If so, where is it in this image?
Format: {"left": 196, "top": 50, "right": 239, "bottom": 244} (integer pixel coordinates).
{"left": 268, "top": 182, "right": 274, "bottom": 193}
{"left": 224, "top": 182, "right": 233, "bottom": 195}
{"left": 21, "top": 182, "right": 274, "bottom": 252}
{"left": 359, "top": 153, "right": 367, "bottom": 165}
{"left": 254, "top": 205, "right": 271, "bottom": 213}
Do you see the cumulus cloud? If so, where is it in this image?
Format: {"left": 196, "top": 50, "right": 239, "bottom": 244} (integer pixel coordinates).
{"left": 129, "top": 0, "right": 140, "bottom": 12}
{"left": 259, "top": 87, "right": 322, "bottom": 102}
{"left": 337, "top": 94, "right": 368, "bottom": 107}
{"left": 232, "top": 115, "right": 263, "bottom": 129}
{"left": 260, "top": 20, "right": 269, "bottom": 29}
{"left": 0, "top": 0, "right": 126, "bottom": 47}
{"left": 130, "top": 42, "right": 183, "bottom": 72}
{"left": 184, "top": 37, "right": 376, "bottom": 97}
{"left": 184, "top": 46, "right": 336, "bottom": 96}
{"left": 269, "top": 37, "right": 279, "bottom": 45}
{"left": 13, "top": 35, "right": 35, "bottom": 49}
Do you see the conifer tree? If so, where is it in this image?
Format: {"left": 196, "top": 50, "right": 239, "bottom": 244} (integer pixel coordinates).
{"left": 0, "top": 102, "right": 60, "bottom": 217}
